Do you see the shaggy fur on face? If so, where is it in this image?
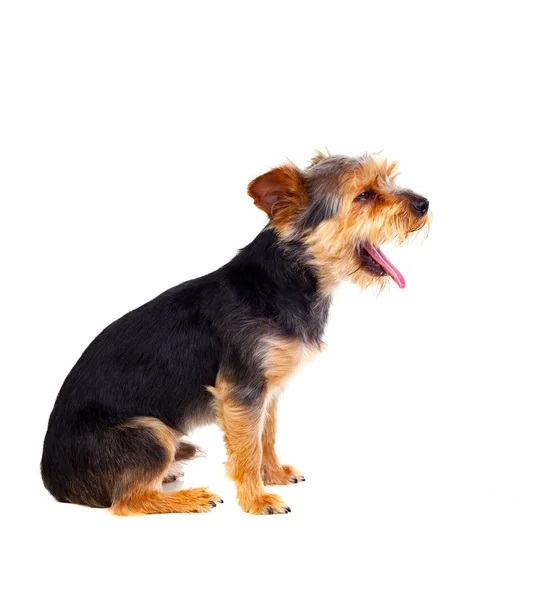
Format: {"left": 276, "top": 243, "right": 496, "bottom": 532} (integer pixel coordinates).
{"left": 249, "top": 151, "right": 430, "bottom": 293}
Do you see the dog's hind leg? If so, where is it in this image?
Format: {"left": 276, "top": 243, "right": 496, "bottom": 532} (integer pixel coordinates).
{"left": 109, "top": 418, "right": 221, "bottom": 516}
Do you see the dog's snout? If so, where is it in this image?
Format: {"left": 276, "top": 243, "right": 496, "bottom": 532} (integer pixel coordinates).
{"left": 412, "top": 197, "right": 429, "bottom": 217}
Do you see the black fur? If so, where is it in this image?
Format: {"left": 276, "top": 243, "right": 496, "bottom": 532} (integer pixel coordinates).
{"left": 298, "top": 196, "right": 338, "bottom": 231}
{"left": 41, "top": 227, "right": 330, "bottom": 506}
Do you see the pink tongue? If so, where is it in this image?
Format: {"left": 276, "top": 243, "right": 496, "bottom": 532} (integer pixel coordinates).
{"left": 363, "top": 241, "right": 406, "bottom": 289}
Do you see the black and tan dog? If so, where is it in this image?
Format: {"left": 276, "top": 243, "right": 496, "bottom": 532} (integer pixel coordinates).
{"left": 41, "top": 152, "right": 429, "bottom": 515}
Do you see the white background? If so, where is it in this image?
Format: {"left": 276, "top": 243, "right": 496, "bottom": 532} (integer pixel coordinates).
{"left": 1, "top": 1, "right": 545, "bottom": 598}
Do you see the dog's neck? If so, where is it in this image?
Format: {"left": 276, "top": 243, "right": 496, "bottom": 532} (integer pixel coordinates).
{"left": 228, "top": 227, "right": 331, "bottom": 347}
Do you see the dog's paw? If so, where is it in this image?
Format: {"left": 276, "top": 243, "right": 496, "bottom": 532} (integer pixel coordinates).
{"left": 179, "top": 487, "right": 224, "bottom": 512}
{"left": 240, "top": 492, "right": 291, "bottom": 515}
{"left": 262, "top": 464, "right": 305, "bottom": 486}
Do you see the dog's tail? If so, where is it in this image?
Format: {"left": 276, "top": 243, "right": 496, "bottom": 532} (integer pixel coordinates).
{"left": 174, "top": 439, "right": 200, "bottom": 461}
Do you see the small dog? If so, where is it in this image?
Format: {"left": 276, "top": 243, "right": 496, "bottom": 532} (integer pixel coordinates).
{"left": 41, "top": 151, "right": 429, "bottom": 515}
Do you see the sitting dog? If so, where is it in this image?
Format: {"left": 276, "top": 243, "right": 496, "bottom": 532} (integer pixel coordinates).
{"left": 41, "top": 151, "right": 429, "bottom": 515}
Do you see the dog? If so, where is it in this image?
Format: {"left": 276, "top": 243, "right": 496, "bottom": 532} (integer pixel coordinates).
{"left": 41, "top": 151, "right": 429, "bottom": 515}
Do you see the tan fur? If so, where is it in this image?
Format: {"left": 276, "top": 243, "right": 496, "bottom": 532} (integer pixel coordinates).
{"left": 261, "top": 336, "right": 319, "bottom": 392}
{"left": 262, "top": 395, "right": 304, "bottom": 485}
{"left": 111, "top": 487, "right": 221, "bottom": 516}
{"left": 303, "top": 154, "right": 430, "bottom": 293}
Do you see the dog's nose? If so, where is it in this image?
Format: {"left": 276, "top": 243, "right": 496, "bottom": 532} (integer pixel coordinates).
{"left": 412, "top": 197, "right": 429, "bottom": 217}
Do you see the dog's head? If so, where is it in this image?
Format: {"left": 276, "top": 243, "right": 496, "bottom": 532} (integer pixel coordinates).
{"left": 248, "top": 152, "right": 430, "bottom": 292}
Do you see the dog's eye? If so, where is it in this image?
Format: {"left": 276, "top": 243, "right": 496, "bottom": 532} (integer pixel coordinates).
{"left": 355, "top": 190, "right": 376, "bottom": 202}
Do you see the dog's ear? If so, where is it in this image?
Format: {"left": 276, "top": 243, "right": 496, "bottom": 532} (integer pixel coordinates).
{"left": 247, "top": 164, "right": 306, "bottom": 220}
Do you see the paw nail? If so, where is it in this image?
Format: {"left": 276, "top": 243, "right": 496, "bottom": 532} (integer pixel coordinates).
{"left": 285, "top": 507, "right": 291, "bottom": 513}
{"left": 301, "top": 477, "right": 305, "bottom": 481}
{"left": 291, "top": 476, "right": 298, "bottom": 483}
{"left": 218, "top": 498, "right": 224, "bottom": 503}
{"left": 266, "top": 506, "right": 273, "bottom": 514}
{"left": 209, "top": 501, "right": 216, "bottom": 507}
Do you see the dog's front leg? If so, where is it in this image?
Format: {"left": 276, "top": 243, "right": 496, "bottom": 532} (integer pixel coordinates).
{"left": 213, "top": 382, "right": 291, "bottom": 515}
{"left": 261, "top": 395, "right": 305, "bottom": 485}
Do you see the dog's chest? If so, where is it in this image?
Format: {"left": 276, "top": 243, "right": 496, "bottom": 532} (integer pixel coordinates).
{"left": 261, "top": 337, "right": 322, "bottom": 392}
